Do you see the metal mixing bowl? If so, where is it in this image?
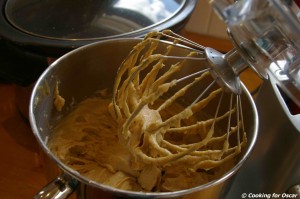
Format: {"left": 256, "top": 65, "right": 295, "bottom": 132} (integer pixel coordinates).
{"left": 29, "top": 38, "right": 258, "bottom": 199}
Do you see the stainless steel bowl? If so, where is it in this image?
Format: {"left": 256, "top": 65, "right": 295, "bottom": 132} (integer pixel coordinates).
{"left": 29, "top": 38, "right": 258, "bottom": 199}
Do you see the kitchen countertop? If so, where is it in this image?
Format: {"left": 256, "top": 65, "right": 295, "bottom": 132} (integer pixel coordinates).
{"left": 0, "top": 83, "right": 78, "bottom": 199}
{"left": 0, "top": 83, "right": 47, "bottom": 198}
{"left": 0, "top": 32, "right": 262, "bottom": 199}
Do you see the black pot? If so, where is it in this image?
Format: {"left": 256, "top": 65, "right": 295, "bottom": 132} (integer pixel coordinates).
{"left": 0, "top": 0, "right": 196, "bottom": 85}
{"left": 0, "top": 0, "right": 197, "bottom": 57}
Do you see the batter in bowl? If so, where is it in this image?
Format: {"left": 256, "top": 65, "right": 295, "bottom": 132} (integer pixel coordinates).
{"left": 49, "top": 90, "right": 243, "bottom": 192}
{"left": 48, "top": 32, "right": 247, "bottom": 192}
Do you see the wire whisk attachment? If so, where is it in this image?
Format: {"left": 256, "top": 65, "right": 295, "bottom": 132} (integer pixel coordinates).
{"left": 110, "top": 30, "right": 247, "bottom": 191}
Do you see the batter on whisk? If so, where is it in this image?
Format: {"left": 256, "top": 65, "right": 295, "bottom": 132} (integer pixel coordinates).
{"left": 48, "top": 30, "right": 247, "bottom": 192}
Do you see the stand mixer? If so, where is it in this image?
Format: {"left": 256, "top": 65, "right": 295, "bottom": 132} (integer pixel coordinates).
{"left": 29, "top": 0, "right": 299, "bottom": 198}
{"left": 206, "top": 0, "right": 300, "bottom": 197}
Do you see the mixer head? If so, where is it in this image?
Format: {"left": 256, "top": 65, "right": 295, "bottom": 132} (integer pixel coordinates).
{"left": 208, "top": 0, "right": 300, "bottom": 106}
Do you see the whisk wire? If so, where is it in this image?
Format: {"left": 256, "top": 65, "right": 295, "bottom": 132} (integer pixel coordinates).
{"left": 159, "top": 30, "right": 206, "bottom": 50}
{"left": 176, "top": 68, "right": 211, "bottom": 83}
{"left": 192, "top": 78, "right": 218, "bottom": 106}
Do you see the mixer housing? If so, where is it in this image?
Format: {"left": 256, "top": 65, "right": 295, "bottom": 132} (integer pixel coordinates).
{"left": 209, "top": 0, "right": 300, "bottom": 107}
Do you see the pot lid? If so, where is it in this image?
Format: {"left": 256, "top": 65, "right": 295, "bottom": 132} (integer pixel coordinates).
{"left": 4, "top": 0, "right": 192, "bottom": 41}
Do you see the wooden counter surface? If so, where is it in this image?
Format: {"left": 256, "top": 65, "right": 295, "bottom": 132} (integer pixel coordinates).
{"left": 0, "top": 84, "right": 46, "bottom": 198}
{"left": 0, "top": 32, "right": 262, "bottom": 199}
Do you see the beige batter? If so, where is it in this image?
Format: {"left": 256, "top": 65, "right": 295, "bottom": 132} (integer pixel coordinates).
{"left": 49, "top": 94, "right": 142, "bottom": 191}
{"left": 49, "top": 91, "right": 236, "bottom": 192}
